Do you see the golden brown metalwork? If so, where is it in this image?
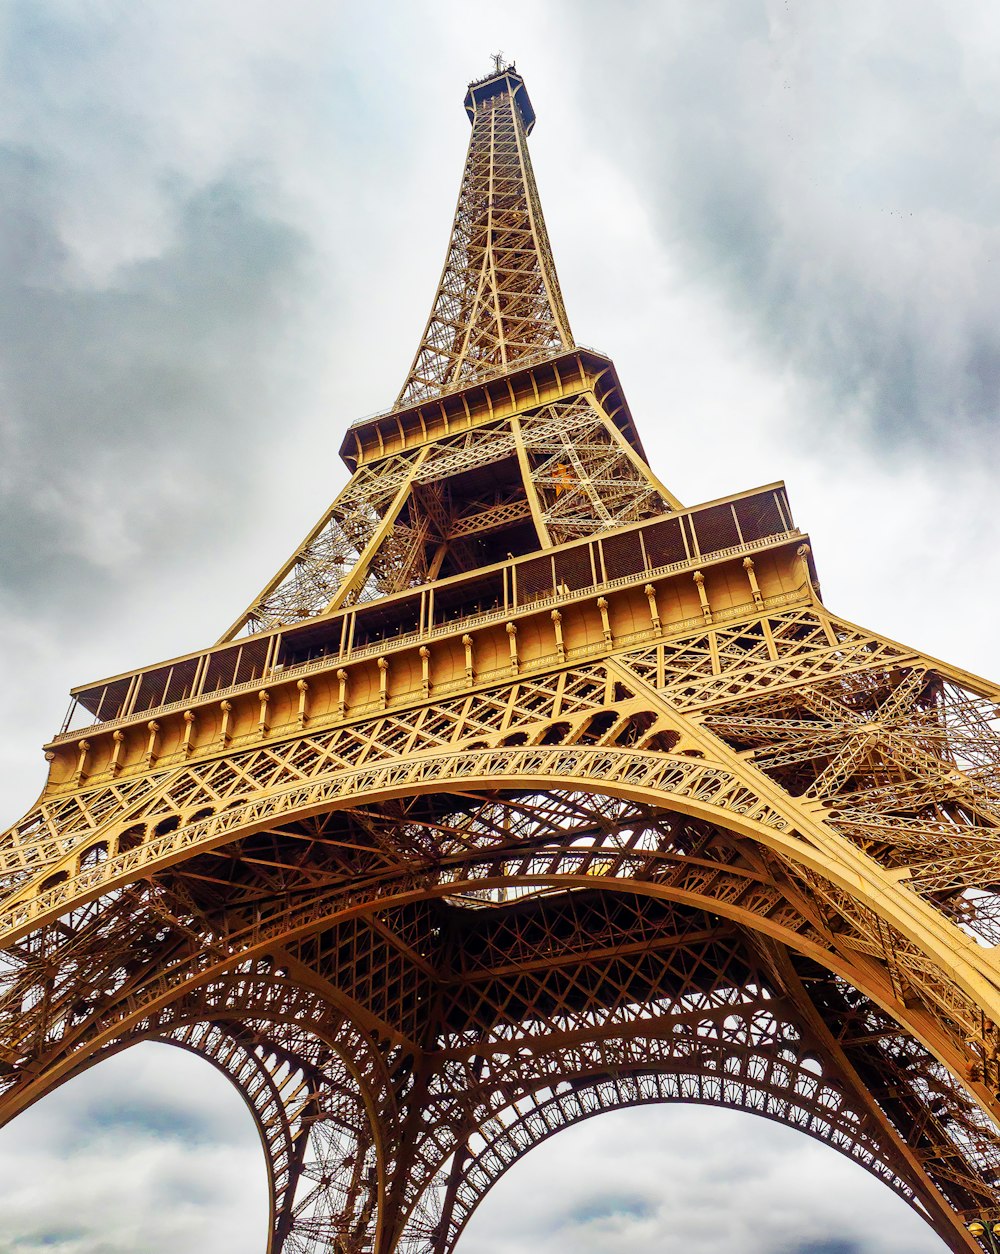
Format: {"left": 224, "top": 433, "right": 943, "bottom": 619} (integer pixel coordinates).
{"left": 395, "top": 66, "right": 572, "bottom": 408}
{"left": 5, "top": 63, "right": 1000, "bottom": 1253}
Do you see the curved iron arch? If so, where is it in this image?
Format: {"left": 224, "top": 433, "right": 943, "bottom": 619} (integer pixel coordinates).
{"left": 0, "top": 781, "right": 995, "bottom": 1252}
{"left": 425, "top": 1069, "right": 932, "bottom": 1254}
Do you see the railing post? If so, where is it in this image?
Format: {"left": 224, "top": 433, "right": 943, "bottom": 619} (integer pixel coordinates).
{"left": 551, "top": 609, "right": 565, "bottom": 661}
{"left": 506, "top": 623, "right": 519, "bottom": 675}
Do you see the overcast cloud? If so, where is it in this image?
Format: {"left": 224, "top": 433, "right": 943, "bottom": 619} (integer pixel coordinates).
{"left": 1, "top": 1, "right": 996, "bottom": 1250}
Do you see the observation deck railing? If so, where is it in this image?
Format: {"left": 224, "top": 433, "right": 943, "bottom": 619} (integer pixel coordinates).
{"left": 54, "top": 483, "right": 799, "bottom": 744}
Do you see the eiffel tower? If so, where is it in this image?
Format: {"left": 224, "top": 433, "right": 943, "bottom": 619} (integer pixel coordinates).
{"left": 6, "top": 62, "right": 1000, "bottom": 1253}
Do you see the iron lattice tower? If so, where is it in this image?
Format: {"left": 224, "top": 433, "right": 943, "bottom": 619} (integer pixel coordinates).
{"left": 6, "top": 66, "right": 1000, "bottom": 1253}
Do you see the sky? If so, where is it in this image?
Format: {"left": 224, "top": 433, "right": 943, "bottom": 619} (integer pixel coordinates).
{"left": 1, "top": 0, "right": 998, "bottom": 1249}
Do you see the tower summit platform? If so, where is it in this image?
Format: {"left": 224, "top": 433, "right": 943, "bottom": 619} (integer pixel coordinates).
{"left": 464, "top": 64, "right": 536, "bottom": 132}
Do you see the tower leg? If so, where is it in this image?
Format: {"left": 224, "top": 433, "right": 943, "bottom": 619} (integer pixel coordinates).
{"left": 167, "top": 1018, "right": 383, "bottom": 1254}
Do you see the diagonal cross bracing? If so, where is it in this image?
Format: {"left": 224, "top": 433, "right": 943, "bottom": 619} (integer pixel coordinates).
{"left": 395, "top": 70, "right": 573, "bottom": 409}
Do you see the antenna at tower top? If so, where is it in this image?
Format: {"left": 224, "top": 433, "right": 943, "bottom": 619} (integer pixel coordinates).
{"left": 490, "top": 51, "right": 513, "bottom": 74}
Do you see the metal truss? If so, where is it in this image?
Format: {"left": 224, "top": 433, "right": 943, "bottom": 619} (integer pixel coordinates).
{"left": 7, "top": 607, "right": 1000, "bottom": 1249}
{"left": 220, "top": 62, "right": 673, "bottom": 641}
{"left": 5, "top": 63, "right": 1000, "bottom": 1254}
{"left": 222, "top": 386, "right": 675, "bottom": 639}
{"left": 518, "top": 394, "right": 668, "bottom": 543}
{"left": 394, "top": 66, "right": 572, "bottom": 409}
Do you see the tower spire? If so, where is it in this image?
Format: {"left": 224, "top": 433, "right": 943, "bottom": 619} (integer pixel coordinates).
{"left": 394, "top": 65, "right": 573, "bottom": 408}
{"left": 215, "top": 67, "right": 675, "bottom": 639}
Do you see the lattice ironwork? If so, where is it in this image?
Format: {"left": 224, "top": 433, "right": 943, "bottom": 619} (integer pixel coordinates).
{"left": 4, "top": 63, "right": 1000, "bottom": 1254}
{"left": 395, "top": 67, "right": 572, "bottom": 408}
{"left": 520, "top": 395, "right": 667, "bottom": 542}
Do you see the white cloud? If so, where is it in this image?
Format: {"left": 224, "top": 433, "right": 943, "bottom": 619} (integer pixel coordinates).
{"left": 0, "top": 1044, "right": 266, "bottom": 1254}
{"left": 460, "top": 1105, "right": 940, "bottom": 1254}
